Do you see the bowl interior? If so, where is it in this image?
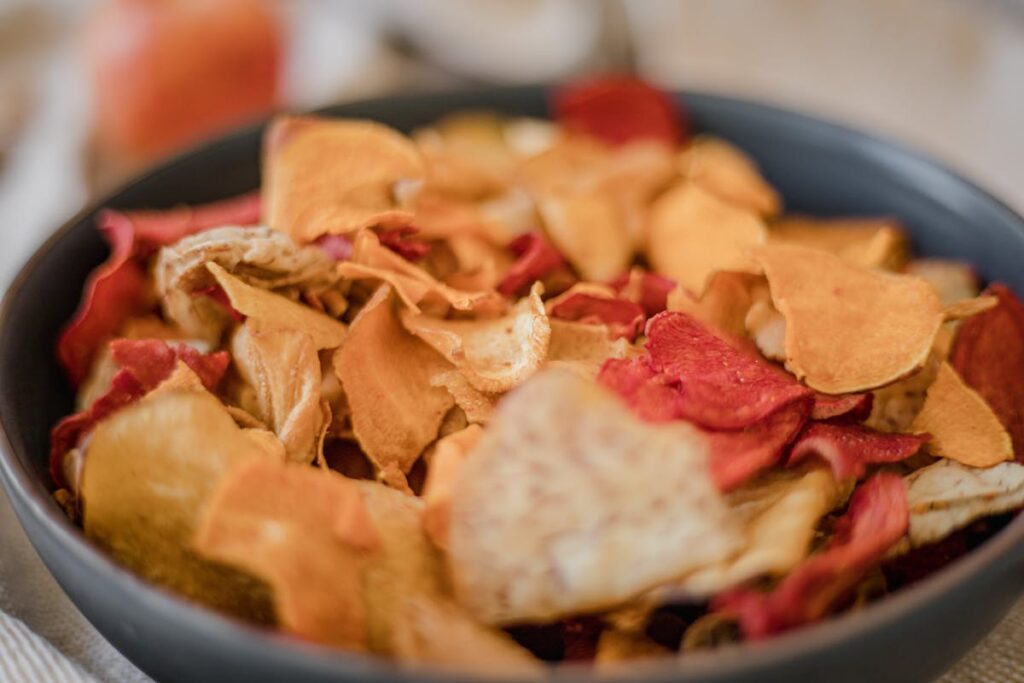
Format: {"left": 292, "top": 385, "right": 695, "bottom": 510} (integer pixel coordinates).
{"left": 3, "top": 86, "right": 1024, "bottom": 683}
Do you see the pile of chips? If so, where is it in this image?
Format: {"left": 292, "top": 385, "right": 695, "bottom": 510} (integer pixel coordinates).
{"left": 50, "top": 76, "right": 1024, "bottom": 671}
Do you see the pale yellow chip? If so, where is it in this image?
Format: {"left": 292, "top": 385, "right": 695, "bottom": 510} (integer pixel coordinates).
{"left": 666, "top": 271, "right": 764, "bottom": 339}
{"left": 678, "top": 136, "right": 781, "bottom": 216}
{"left": 770, "top": 215, "right": 908, "bottom": 270}
{"left": 865, "top": 353, "right": 940, "bottom": 433}
{"left": 81, "top": 391, "right": 280, "bottom": 620}
{"left": 231, "top": 320, "right": 323, "bottom": 464}
{"left": 193, "top": 460, "right": 379, "bottom": 649}
{"left": 334, "top": 285, "right": 455, "bottom": 479}
{"left": 429, "top": 370, "right": 498, "bottom": 424}
{"left": 755, "top": 244, "right": 944, "bottom": 394}
{"left": 647, "top": 182, "right": 767, "bottom": 294}
{"left": 421, "top": 424, "right": 484, "bottom": 550}
{"left": 400, "top": 282, "right": 551, "bottom": 393}
{"left": 447, "top": 369, "right": 742, "bottom": 624}
{"left": 263, "top": 116, "right": 425, "bottom": 242}
{"left": 546, "top": 318, "right": 637, "bottom": 379}
{"left": 538, "top": 192, "right": 632, "bottom": 282}
{"left": 906, "top": 259, "right": 979, "bottom": 305}
{"left": 208, "top": 262, "right": 347, "bottom": 349}
{"left": 905, "top": 459, "right": 1024, "bottom": 547}
{"left": 911, "top": 362, "right": 1013, "bottom": 468}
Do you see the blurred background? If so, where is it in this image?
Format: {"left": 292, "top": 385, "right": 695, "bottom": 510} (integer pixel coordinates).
{"left": 0, "top": 0, "right": 1021, "bottom": 287}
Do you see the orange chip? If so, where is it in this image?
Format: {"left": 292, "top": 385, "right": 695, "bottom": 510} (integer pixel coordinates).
{"left": 334, "top": 286, "right": 455, "bottom": 479}
{"left": 81, "top": 391, "right": 278, "bottom": 619}
{"left": 678, "top": 136, "right": 781, "bottom": 216}
{"left": 207, "top": 262, "right": 347, "bottom": 349}
{"left": 400, "top": 282, "right": 550, "bottom": 393}
{"left": 547, "top": 318, "right": 637, "bottom": 379}
{"left": 911, "top": 362, "right": 1013, "bottom": 468}
{"left": 422, "top": 424, "right": 484, "bottom": 549}
{"left": 755, "top": 244, "right": 944, "bottom": 394}
{"left": 429, "top": 370, "right": 498, "bottom": 424}
{"left": 770, "top": 216, "right": 908, "bottom": 270}
{"left": 666, "top": 271, "right": 764, "bottom": 339}
{"left": 231, "top": 320, "right": 323, "bottom": 463}
{"left": 647, "top": 182, "right": 767, "bottom": 294}
{"left": 538, "top": 192, "right": 632, "bottom": 282}
{"left": 263, "top": 116, "right": 425, "bottom": 242}
{"left": 193, "top": 460, "right": 379, "bottom": 649}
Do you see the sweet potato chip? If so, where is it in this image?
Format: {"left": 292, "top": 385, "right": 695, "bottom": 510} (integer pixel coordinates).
{"left": 422, "top": 425, "right": 484, "bottom": 550}
{"left": 609, "top": 268, "right": 675, "bottom": 317}
{"left": 538, "top": 193, "right": 632, "bottom": 282}
{"left": 787, "top": 422, "right": 928, "bottom": 482}
{"left": 207, "top": 262, "right": 347, "bottom": 348}
{"left": 770, "top": 216, "right": 908, "bottom": 270}
{"left": 548, "top": 319, "right": 636, "bottom": 380}
{"left": 401, "top": 283, "right": 551, "bottom": 393}
{"left": 447, "top": 369, "right": 742, "bottom": 624}
{"left": 429, "top": 370, "right": 497, "bottom": 424}
{"left": 81, "top": 391, "right": 279, "bottom": 619}
{"left": 647, "top": 183, "right": 767, "bottom": 294}
{"left": 443, "top": 234, "right": 511, "bottom": 292}
{"left": 263, "top": 116, "right": 425, "bottom": 242}
{"left": 667, "top": 271, "right": 763, "bottom": 339}
{"left": 910, "top": 362, "right": 1013, "bottom": 468}
{"left": 678, "top": 136, "right": 781, "bottom": 216}
{"left": 231, "top": 320, "right": 323, "bottom": 463}
{"left": 905, "top": 459, "right": 1024, "bottom": 547}
{"left": 552, "top": 75, "right": 685, "bottom": 146}
{"left": 755, "top": 244, "right": 944, "bottom": 394}
{"left": 950, "top": 284, "right": 1024, "bottom": 459}
{"left": 334, "top": 286, "right": 455, "bottom": 479}
{"left": 193, "top": 460, "right": 378, "bottom": 649}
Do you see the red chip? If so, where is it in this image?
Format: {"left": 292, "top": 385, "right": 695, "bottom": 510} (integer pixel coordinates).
{"left": 598, "top": 357, "right": 682, "bottom": 423}
{"left": 950, "top": 283, "right": 1024, "bottom": 460}
{"left": 714, "top": 473, "right": 909, "bottom": 638}
{"left": 549, "top": 293, "right": 645, "bottom": 341}
{"left": 191, "top": 284, "right": 245, "bottom": 322}
{"left": 552, "top": 75, "right": 686, "bottom": 147}
{"left": 314, "top": 233, "right": 354, "bottom": 261}
{"left": 708, "top": 400, "right": 812, "bottom": 491}
{"left": 810, "top": 392, "right": 874, "bottom": 422}
{"left": 787, "top": 422, "right": 928, "bottom": 482}
{"left": 376, "top": 226, "right": 431, "bottom": 262}
{"left": 608, "top": 270, "right": 676, "bottom": 317}
{"left": 50, "top": 339, "right": 230, "bottom": 487}
{"left": 497, "top": 232, "right": 568, "bottom": 297}
{"left": 645, "top": 312, "right": 813, "bottom": 430}
{"left": 124, "top": 191, "right": 262, "bottom": 255}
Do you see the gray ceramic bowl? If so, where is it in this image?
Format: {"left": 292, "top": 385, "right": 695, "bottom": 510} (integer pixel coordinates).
{"left": 2, "top": 87, "right": 1024, "bottom": 683}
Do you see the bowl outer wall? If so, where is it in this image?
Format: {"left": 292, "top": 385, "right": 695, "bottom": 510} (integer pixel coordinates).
{"left": 2, "top": 86, "right": 1024, "bottom": 683}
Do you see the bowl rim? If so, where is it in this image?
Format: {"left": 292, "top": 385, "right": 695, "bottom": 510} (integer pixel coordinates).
{"left": 2, "top": 84, "right": 1024, "bottom": 683}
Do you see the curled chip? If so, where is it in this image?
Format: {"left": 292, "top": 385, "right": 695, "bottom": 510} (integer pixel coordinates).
{"left": 769, "top": 216, "right": 908, "bottom": 270}
{"left": 647, "top": 182, "right": 767, "bottom": 294}
{"left": 905, "top": 459, "right": 1024, "bottom": 547}
{"left": 448, "top": 369, "right": 742, "bottom": 624}
{"left": 497, "top": 232, "right": 567, "bottom": 298}
{"left": 263, "top": 116, "right": 425, "bottom": 242}
{"left": 787, "top": 422, "right": 928, "bottom": 482}
{"left": 81, "top": 391, "right": 281, "bottom": 619}
{"left": 707, "top": 400, "right": 811, "bottom": 491}
{"left": 208, "top": 262, "right": 347, "bottom": 349}
{"left": 538, "top": 193, "right": 632, "bottom": 282}
{"left": 678, "top": 136, "right": 781, "bottom": 216}
{"left": 193, "top": 461, "right": 379, "bottom": 649}
{"left": 422, "top": 425, "right": 484, "bottom": 549}
{"left": 547, "top": 284, "right": 645, "bottom": 341}
{"left": 755, "top": 244, "right": 945, "bottom": 394}
{"left": 429, "top": 370, "right": 497, "bottom": 424}
{"left": 231, "top": 320, "right": 323, "bottom": 464}
{"left": 667, "top": 271, "right": 763, "bottom": 339}
{"left": 609, "top": 268, "right": 675, "bottom": 317}
{"left": 548, "top": 319, "right": 636, "bottom": 380}
{"left": 910, "top": 362, "right": 1013, "bottom": 468}
{"left": 401, "top": 283, "right": 551, "bottom": 393}
{"left": 334, "top": 286, "right": 454, "bottom": 479}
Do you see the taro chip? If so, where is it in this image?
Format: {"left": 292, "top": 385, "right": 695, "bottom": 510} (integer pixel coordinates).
{"left": 400, "top": 282, "right": 551, "bottom": 393}
{"left": 447, "top": 369, "right": 742, "bottom": 624}
{"left": 422, "top": 424, "right": 484, "bottom": 549}
{"left": 950, "top": 283, "right": 1024, "bottom": 459}
{"left": 678, "top": 136, "right": 781, "bottom": 216}
{"left": 547, "top": 319, "right": 636, "bottom": 380}
{"left": 334, "top": 286, "right": 455, "bottom": 480}
{"left": 787, "top": 422, "right": 928, "bottom": 482}
{"left": 207, "top": 262, "right": 347, "bottom": 348}
{"left": 769, "top": 216, "right": 908, "bottom": 270}
{"left": 547, "top": 284, "right": 645, "bottom": 341}
{"left": 193, "top": 460, "right": 379, "bottom": 649}
{"left": 755, "top": 244, "right": 945, "bottom": 394}
{"left": 910, "top": 362, "right": 1013, "bottom": 468}
{"left": 552, "top": 75, "right": 685, "bottom": 146}
{"left": 263, "top": 116, "right": 426, "bottom": 242}
{"left": 647, "top": 182, "right": 767, "bottom": 294}
{"left": 666, "top": 271, "right": 762, "bottom": 339}
{"left": 81, "top": 391, "right": 280, "bottom": 619}
{"left": 537, "top": 193, "right": 632, "bottom": 282}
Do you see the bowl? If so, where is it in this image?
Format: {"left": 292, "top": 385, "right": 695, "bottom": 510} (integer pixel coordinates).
{"left": 2, "top": 86, "right": 1024, "bottom": 683}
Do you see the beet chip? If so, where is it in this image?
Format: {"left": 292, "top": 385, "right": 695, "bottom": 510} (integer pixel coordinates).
{"left": 57, "top": 193, "right": 261, "bottom": 384}
{"left": 810, "top": 393, "right": 874, "bottom": 422}
{"left": 950, "top": 283, "right": 1024, "bottom": 460}
{"left": 714, "top": 473, "right": 909, "bottom": 638}
{"left": 598, "top": 357, "right": 681, "bottom": 424}
{"left": 708, "top": 401, "right": 811, "bottom": 491}
{"left": 608, "top": 269, "right": 676, "bottom": 317}
{"left": 549, "top": 292, "right": 644, "bottom": 341}
{"left": 552, "top": 75, "right": 685, "bottom": 147}
{"left": 377, "top": 227, "right": 432, "bottom": 262}
{"left": 788, "top": 422, "right": 928, "bottom": 482}
{"left": 497, "top": 232, "right": 567, "bottom": 297}
{"left": 645, "top": 312, "right": 812, "bottom": 430}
